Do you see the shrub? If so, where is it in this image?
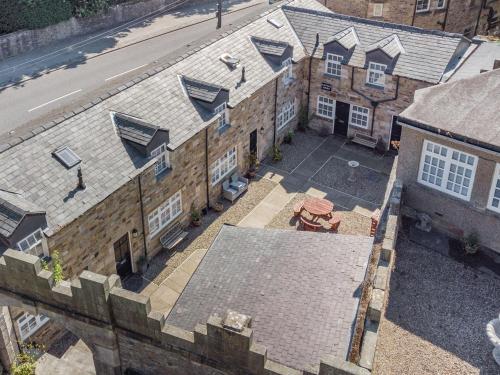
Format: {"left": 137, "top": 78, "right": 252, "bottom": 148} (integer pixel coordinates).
{"left": 284, "top": 130, "right": 294, "bottom": 144}
{"left": 298, "top": 107, "right": 308, "bottom": 132}
{"left": 11, "top": 343, "right": 44, "bottom": 375}
{"left": 71, "top": 0, "right": 110, "bottom": 18}
{"left": 272, "top": 145, "right": 282, "bottom": 162}
{"left": 51, "top": 251, "right": 64, "bottom": 283}
{"left": 463, "top": 232, "right": 480, "bottom": 255}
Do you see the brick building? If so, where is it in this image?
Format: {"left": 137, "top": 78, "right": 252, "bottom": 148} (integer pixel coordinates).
{"left": 323, "top": 0, "right": 500, "bottom": 37}
{"left": 0, "top": 0, "right": 481, "bottom": 361}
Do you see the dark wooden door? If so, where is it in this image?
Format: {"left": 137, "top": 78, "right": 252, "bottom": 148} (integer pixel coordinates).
{"left": 334, "top": 101, "right": 350, "bottom": 137}
{"left": 114, "top": 233, "right": 132, "bottom": 278}
{"left": 250, "top": 129, "right": 258, "bottom": 154}
{"left": 390, "top": 116, "right": 402, "bottom": 150}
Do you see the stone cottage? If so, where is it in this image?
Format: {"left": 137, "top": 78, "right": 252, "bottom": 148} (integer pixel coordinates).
{"left": 0, "top": 0, "right": 483, "bottom": 359}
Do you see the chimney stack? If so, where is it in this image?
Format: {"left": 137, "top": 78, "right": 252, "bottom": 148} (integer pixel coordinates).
{"left": 77, "top": 167, "right": 86, "bottom": 190}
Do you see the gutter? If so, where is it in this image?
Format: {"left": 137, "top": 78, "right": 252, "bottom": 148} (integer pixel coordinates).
{"left": 205, "top": 127, "right": 210, "bottom": 211}
{"left": 137, "top": 174, "right": 148, "bottom": 267}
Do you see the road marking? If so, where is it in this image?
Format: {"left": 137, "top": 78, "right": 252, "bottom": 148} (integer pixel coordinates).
{"left": 105, "top": 64, "right": 148, "bottom": 81}
{"left": 28, "top": 89, "right": 82, "bottom": 112}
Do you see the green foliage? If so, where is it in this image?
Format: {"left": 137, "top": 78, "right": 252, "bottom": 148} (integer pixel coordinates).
{"left": 190, "top": 205, "right": 201, "bottom": 222}
{"left": 272, "top": 145, "right": 283, "bottom": 162}
{"left": 11, "top": 343, "right": 44, "bottom": 375}
{"left": 284, "top": 130, "right": 294, "bottom": 144}
{"left": 51, "top": 251, "right": 64, "bottom": 283}
{"left": 72, "top": 0, "right": 110, "bottom": 18}
{"left": 463, "top": 232, "right": 480, "bottom": 255}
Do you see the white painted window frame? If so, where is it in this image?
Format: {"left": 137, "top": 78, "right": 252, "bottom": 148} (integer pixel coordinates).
{"left": 349, "top": 105, "right": 370, "bottom": 129}
{"left": 17, "top": 313, "right": 49, "bottom": 341}
{"left": 281, "top": 57, "right": 293, "bottom": 85}
{"left": 151, "top": 143, "right": 169, "bottom": 175}
{"left": 418, "top": 140, "right": 477, "bottom": 201}
{"left": 17, "top": 229, "right": 44, "bottom": 255}
{"left": 214, "top": 102, "right": 229, "bottom": 131}
{"left": 211, "top": 146, "right": 237, "bottom": 186}
{"left": 325, "top": 53, "right": 343, "bottom": 77}
{"left": 316, "top": 96, "right": 335, "bottom": 120}
{"left": 367, "top": 62, "right": 387, "bottom": 87}
{"left": 148, "top": 190, "right": 182, "bottom": 237}
{"left": 436, "top": 0, "right": 446, "bottom": 9}
{"left": 277, "top": 99, "right": 296, "bottom": 130}
{"left": 416, "top": 0, "right": 430, "bottom": 12}
{"left": 373, "top": 3, "right": 384, "bottom": 16}
{"left": 487, "top": 163, "right": 500, "bottom": 213}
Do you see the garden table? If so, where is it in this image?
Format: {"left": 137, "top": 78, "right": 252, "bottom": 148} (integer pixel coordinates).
{"left": 302, "top": 197, "right": 334, "bottom": 220}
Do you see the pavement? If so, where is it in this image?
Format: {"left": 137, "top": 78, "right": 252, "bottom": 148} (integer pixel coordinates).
{"left": 0, "top": 0, "right": 271, "bottom": 140}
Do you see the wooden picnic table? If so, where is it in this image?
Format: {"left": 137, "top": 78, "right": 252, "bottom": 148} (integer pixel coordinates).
{"left": 302, "top": 197, "right": 334, "bottom": 218}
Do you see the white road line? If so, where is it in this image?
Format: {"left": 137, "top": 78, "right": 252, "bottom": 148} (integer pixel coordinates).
{"left": 28, "top": 89, "right": 82, "bottom": 112}
{"left": 105, "top": 64, "right": 148, "bottom": 81}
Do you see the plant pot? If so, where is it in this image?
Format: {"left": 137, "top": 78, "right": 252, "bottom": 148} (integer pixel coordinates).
{"left": 247, "top": 168, "right": 257, "bottom": 178}
{"left": 213, "top": 202, "right": 224, "bottom": 212}
{"left": 192, "top": 219, "right": 202, "bottom": 227}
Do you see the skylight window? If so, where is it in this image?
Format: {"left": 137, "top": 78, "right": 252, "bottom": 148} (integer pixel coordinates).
{"left": 267, "top": 18, "right": 283, "bottom": 29}
{"left": 53, "top": 147, "right": 81, "bottom": 168}
{"left": 220, "top": 53, "right": 240, "bottom": 68}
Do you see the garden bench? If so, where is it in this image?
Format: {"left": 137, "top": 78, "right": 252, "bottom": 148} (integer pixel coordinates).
{"left": 293, "top": 201, "right": 304, "bottom": 217}
{"left": 160, "top": 222, "right": 188, "bottom": 250}
{"left": 328, "top": 214, "right": 341, "bottom": 232}
{"left": 300, "top": 216, "right": 323, "bottom": 232}
{"left": 352, "top": 132, "right": 377, "bottom": 149}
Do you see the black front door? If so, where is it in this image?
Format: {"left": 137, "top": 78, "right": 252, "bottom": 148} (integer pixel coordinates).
{"left": 390, "top": 116, "right": 402, "bottom": 150}
{"left": 334, "top": 101, "right": 350, "bottom": 137}
{"left": 250, "top": 129, "right": 258, "bottom": 155}
{"left": 114, "top": 233, "right": 132, "bottom": 278}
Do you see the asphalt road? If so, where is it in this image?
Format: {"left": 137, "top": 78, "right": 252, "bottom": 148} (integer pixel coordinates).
{"left": 0, "top": 1, "right": 271, "bottom": 140}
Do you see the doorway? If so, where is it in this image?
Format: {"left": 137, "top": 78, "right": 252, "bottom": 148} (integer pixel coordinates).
{"left": 114, "top": 233, "right": 132, "bottom": 278}
{"left": 390, "top": 115, "right": 402, "bottom": 151}
{"left": 334, "top": 101, "right": 350, "bottom": 137}
{"left": 250, "top": 129, "right": 258, "bottom": 155}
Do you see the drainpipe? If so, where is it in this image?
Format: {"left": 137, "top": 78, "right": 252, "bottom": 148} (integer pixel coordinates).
{"left": 137, "top": 174, "right": 148, "bottom": 267}
{"left": 205, "top": 128, "right": 210, "bottom": 211}
{"left": 440, "top": 0, "right": 451, "bottom": 31}
{"left": 411, "top": 0, "right": 417, "bottom": 26}
{"left": 306, "top": 33, "right": 319, "bottom": 124}
{"left": 273, "top": 77, "right": 279, "bottom": 146}
{"left": 474, "top": 0, "right": 487, "bottom": 35}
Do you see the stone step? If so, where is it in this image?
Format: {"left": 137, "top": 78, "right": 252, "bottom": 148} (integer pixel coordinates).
{"left": 358, "top": 321, "right": 379, "bottom": 371}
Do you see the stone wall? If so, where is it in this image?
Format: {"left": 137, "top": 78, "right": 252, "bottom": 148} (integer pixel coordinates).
{"left": 0, "top": 0, "right": 210, "bottom": 60}
{"left": 397, "top": 126, "right": 500, "bottom": 253}
{"left": 307, "top": 58, "right": 430, "bottom": 149}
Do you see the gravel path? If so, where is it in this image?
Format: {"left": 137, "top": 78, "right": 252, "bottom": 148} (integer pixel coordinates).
{"left": 373, "top": 235, "right": 500, "bottom": 375}
{"left": 145, "top": 177, "right": 277, "bottom": 285}
{"left": 266, "top": 193, "right": 371, "bottom": 236}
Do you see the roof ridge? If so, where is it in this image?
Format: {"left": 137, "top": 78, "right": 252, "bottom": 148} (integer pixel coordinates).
{"left": 282, "top": 5, "right": 468, "bottom": 39}
{"left": 0, "top": 0, "right": 295, "bottom": 155}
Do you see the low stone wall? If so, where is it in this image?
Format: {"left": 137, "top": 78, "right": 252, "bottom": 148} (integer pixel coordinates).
{"left": 0, "top": 0, "right": 208, "bottom": 60}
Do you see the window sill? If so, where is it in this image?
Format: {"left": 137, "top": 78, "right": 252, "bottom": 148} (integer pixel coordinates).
{"left": 218, "top": 123, "right": 231, "bottom": 135}
{"left": 365, "top": 83, "right": 385, "bottom": 91}
{"left": 155, "top": 167, "right": 172, "bottom": 182}
{"left": 323, "top": 73, "right": 341, "bottom": 80}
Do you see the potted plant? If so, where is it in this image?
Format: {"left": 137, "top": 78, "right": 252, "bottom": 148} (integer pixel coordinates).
{"left": 191, "top": 206, "right": 202, "bottom": 227}
{"left": 272, "top": 145, "right": 283, "bottom": 162}
{"left": 247, "top": 152, "right": 259, "bottom": 178}
{"left": 212, "top": 200, "right": 224, "bottom": 212}
{"left": 137, "top": 255, "right": 148, "bottom": 274}
{"left": 463, "top": 232, "right": 480, "bottom": 255}
{"left": 284, "top": 130, "right": 294, "bottom": 144}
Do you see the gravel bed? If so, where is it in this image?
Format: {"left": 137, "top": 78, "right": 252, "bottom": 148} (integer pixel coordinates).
{"left": 145, "top": 177, "right": 277, "bottom": 285}
{"left": 265, "top": 193, "right": 371, "bottom": 236}
{"left": 262, "top": 131, "right": 325, "bottom": 173}
{"left": 373, "top": 236, "right": 500, "bottom": 375}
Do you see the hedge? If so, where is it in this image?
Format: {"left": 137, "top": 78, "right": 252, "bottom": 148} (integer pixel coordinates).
{"left": 0, "top": 0, "right": 133, "bottom": 34}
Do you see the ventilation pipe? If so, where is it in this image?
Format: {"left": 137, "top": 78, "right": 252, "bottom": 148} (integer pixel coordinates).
{"left": 77, "top": 167, "right": 86, "bottom": 190}
{"left": 315, "top": 33, "right": 320, "bottom": 47}
{"left": 241, "top": 66, "right": 246, "bottom": 82}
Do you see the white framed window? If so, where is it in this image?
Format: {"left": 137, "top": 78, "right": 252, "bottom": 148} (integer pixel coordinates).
{"left": 349, "top": 105, "right": 370, "bottom": 129}
{"left": 277, "top": 100, "right": 296, "bottom": 130}
{"left": 418, "top": 140, "right": 477, "bottom": 201}
{"left": 17, "top": 229, "right": 44, "bottom": 257}
{"left": 214, "top": 102, "right": 228, "bottom": 130}
{"left": 151, "top": 143, "right": 169, "bottom": 175}
{"left": 436, "top": 0, "right": 446, "bottom": 9}
{"left": 373, "top": 3, "right": 384, "bottom": 16}
{"left": 148, "top": 191, "right": 182, "bottom": 237}
{"left": 487, "top": 163, "right": 500, "bottom": 213}
{"left": 281, "top": 57, "right": 293, "bottom": 84}
{"left": 317, "top": 96, "right": 335, "bottom": 119}
{"left": 325, "top": 54, "right": 343, "bottom": 77}
{"left": 367, "top": 62, "right": 387, "bottom": 87}
{"left": 17, "top": 313, "right": 49, "bottom": 341}
{"left": 416, "top": 0, "right": 430, "bottom": 12}
{"left": 211, "top": 147, "right": 237, "bottom": 186}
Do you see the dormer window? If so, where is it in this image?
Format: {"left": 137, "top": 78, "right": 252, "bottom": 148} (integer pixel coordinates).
{"left": 436, "top": 0, "right": 446, "bottom": 9}
{"left": 325, "top": 54, "right": 343, "bottom": 77}
{"left": 151, "top": 143, "right": 169, "bottom": 176}
{"left": 416, "top": 0, "right": 430, "bottom": 12}
{"left": 17, "top": 228, "right": 44, "bottom": 256}
{"left": 214, "top": 102, "right": 229, "bottom": 131}
{"left": 282, "top": 57, "right": 293, "bottom": 84}
{"left": 367, "top": 62, "right": 387, "bottom": 87}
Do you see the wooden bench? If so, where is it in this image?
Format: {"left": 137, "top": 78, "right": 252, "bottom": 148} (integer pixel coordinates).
{"left": 293, "top": 201, "right": 304, "bottom": 217}
{"left": 352, "top": 133, "right": 377, "bottom": 149}
{"left": 328, "top": 214, "right": 341, "bottom": 232}
{"left": 300, "top": 216, "right": 323, "bottom": 232}
{"left": 160, "top": 223, "right": 188, "bottom": 250}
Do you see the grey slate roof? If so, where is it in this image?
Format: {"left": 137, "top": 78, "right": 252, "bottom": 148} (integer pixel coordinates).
{"left": 182, "top": 76, "right": 225, "bottom": 103}
{"left": 399, "top": 69, "right": 500, "bottom": 151}
{"left": 113, "top": 113, "right": 159, "bottom": 146}
{"left": 0, "top": 0, "right": 322, "bottom": 234}
{"left": 0, "top": 190, "right": 44, "bottom": 238}
{"left": 283, "top": 5, "right": 469, "bottom": 83}
{"left": 450, "top": 40, "right": 500, "bottom": 81}
{"left": 366, "top": 34, "right": 405, "bottom": 58}
{"left": 252, "top": 36, "right": 290, "bottom": 57}
{"left": 166, "top": 226, "right": 372, "bottom": 371}
{"left": 325, "top": 26, "right": 360, "bottom": 50}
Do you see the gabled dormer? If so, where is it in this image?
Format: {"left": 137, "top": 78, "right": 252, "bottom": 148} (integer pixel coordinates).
{"left": 252, "top": 36, "right": 293, "bottom": 67}
{"left": 323, "top": 27, "right": 360, "bottom": 61}
{"left": 365, "top": 34, "right": 405, "bottom": 87}
{"left": 182, "top": 76, "right": 230, "bottom": 114}
{"left": 0, "top": 190, "right": 47, "bottom": 256}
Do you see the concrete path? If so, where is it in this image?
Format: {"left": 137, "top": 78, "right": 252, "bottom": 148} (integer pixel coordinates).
{"left": 37, "top": 339, "right": 95, "bottom": 375}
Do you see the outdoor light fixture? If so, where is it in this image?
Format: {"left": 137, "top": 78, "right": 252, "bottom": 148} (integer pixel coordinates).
{"left": 132, "top": 229, "right": 139, "bottom": 238}
{"left": 260, "top": 126, "right": 265, "bottom": 134}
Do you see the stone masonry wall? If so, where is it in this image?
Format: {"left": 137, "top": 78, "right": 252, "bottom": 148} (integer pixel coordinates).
{"left": 397, "top": 126, "right": 500, "bottom": 253}
{"left": 0, "top": 0, "right": 210, "bottom": 60}
{"left": 308, "top": 57, "right": 430, "bottom": 149}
